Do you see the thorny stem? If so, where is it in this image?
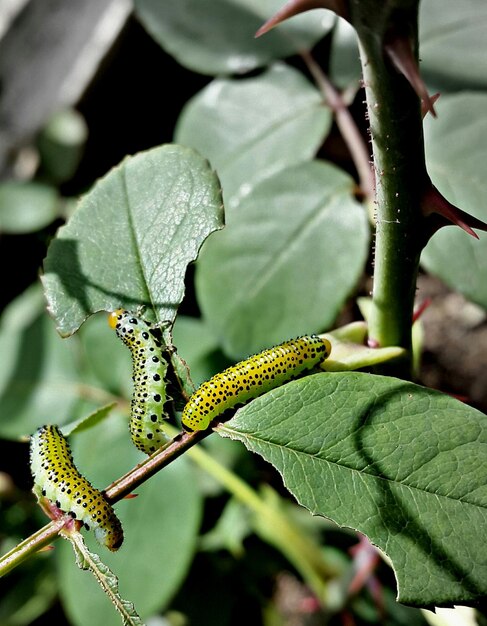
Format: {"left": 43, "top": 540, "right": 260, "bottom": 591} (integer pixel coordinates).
{"left": 301, "top": 49, "right": 374, "bottom": 200}
{"left": 352, "top": 0, "right": 426, "bottom": 375}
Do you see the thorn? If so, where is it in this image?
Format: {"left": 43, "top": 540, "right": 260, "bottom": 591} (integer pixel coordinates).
{"left": 38, "top": 544, "right": 55, "bottom": 553}
{"left": 422, "top": 184, "right": 487, "bottom": 239}
{"left": 412, "top": 298, "right": 431, "bottom": 323}
{"left": 255, "top": 0, "right": 348, "bottom": 38}
{"left": 428, "top": 388, "right": 470, "bottom": 404}
{"left": 422, "top": 93, "right": 440, "bottom": 119}
{"left": 384, "top": 31, "right": 436, "bottom": 117}
{"left": 124, "top": 493, "right": 138, "bottom": 499}
{"left": 447, "top": 393, "right": 470, "bottom": 404}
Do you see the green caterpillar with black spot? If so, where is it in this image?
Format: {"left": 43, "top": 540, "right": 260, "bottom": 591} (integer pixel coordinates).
{"left": 182, "top": 335, "right": 332, "bottom": 431}
{"left": 109, "top": 309, "right": 170, "bottom": 455}
{"left": 30, "top": 425, "right": 123, "bottom": 551}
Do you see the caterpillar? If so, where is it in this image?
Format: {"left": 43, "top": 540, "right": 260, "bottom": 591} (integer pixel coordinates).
{"left": 29, "top": 425, "right": 123, "bottom": 551}
{"left": 109, "top": 309, "right": 170, "bottom": 455}
{"left": 182, "top": 335, "right": 332, "bottom": 431}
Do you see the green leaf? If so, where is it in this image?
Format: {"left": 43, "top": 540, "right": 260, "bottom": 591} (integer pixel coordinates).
{"left": 78, "top": 313, "right": 133, "bottom": 398}
{"left": 58, "top": 419, "right": 202, "bottom": 626}
{"left": 422, "top": 93, "right": 487, "bottom": 310}
{"left": 0, "top": 560, "right": 57, "bottom": 626}
{"left": 67, "top": 533, "right": 144, "bottom": 626}
{"left": 196, "top": 161, "right": 370, "bottom": 358}
{"left": 420, "top": 0, "right": 487, "bottom": 91}
{"left": 218, "top": 372, "right": 487, "bottom": 607}
{"left": 175, "top": 64, "right": 332, "bottom": 208}
{"left": 42, "top": 144, "right": 224, "bottom": 336}
{"left": 0, "top": 285, "right": 80, "bottom": 439}
{"left": 324, "top": 331, "right": 405, "bottom": 371}
{"left": 0, "top": 182, "right": 59, "bottom": 234}
{"left": 329, "top": 320, "right": 368, "bottom": 343}
{"left": 62, "top": 403, "right": 118, "bottom": 436}
{"left": 134, "top": 0, "right": 333, "bottom": 76}
{"left": 329, "top": 18, "right": 361, "bottom": 90}
{"left": 37, "top": 109, "right": 88, "bottom": 184}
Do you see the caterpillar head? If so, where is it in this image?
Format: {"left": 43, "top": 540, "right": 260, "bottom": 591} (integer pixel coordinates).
{"left": 108, "top": 309, "right": 125, "bottom": 330}
{"left": 108, "top": 309, "right": 160, "bottom": 349}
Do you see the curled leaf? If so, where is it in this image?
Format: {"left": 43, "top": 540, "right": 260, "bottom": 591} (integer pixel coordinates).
{"left": 322, "top": 344, "right": 405, "bottom": 371}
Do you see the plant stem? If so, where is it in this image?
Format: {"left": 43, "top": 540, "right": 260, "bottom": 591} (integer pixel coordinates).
{"left": 0, "top": 519, "right": 66, "bottom": 576}
{"left": 301, "top": 50, "right": 374, "bottom": 200}
{"left": 353, "top": 1, "right": 427, "bottom": 374}
{"left": 104, "top": 429, "right": 208, "bottom": 502}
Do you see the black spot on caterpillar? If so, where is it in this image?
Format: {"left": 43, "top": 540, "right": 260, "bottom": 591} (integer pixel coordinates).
{"left": 29, "top": 425, "right": 123, "bottom": 551}
{"left": 109, "top": 310, "right": 170, "bottom": 455}
{"left": 182, "top": 335, "right": 332, "bottom": 431}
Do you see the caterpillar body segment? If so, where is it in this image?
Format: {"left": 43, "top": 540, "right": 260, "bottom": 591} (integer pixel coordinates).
{"left": 30, "top": 425, "right": 123, "bottom": 551}
{"left": 109, "top": 309, "right": 170, "bottom": 455}
{"left": 182, "top": 335, "right": 331, "bottom": 431}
